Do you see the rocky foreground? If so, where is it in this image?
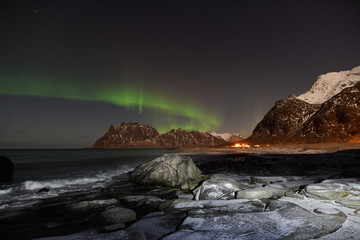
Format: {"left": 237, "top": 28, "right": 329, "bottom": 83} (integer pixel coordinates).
{"left": 1, "top": 150, "right": 360, "bottom": 240}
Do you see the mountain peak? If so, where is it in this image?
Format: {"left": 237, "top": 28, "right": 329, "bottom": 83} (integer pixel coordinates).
{"left": 248, "top": 66, "right": 360, "bottom": 144}
{"left": 297, "top": 65, "right": 360, "bottom": 104}
{"left": 93, "top": 123, "right": 227, "bottom": 148}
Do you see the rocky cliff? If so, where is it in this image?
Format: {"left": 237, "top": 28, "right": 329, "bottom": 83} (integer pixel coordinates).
{"left": 289, "top": 82, "right": 360, "bottom": 143}
{"left": 248, "top": 97, "right": 320, "bottom": 143}
{"left": 93, "top": 122, "right": 160, "bottom": 148}
{"left": 93, "top": 122, "right": 228, "bottom": 148}
{"left": 248, "top": 66, "right": 360, "bottom": 143}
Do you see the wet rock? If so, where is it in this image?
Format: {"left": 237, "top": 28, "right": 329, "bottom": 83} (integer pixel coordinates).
{"left": 167, "top": 199, "right": 266, "bottom": 214}
{"left": 193, "top": 178, "right": 243, "bottom": 200}
{"left": 37, "top": 188, "right": 50, "bottom": 193}
{"left": 305, "top": 182, "right": 350, "bottom": 200}
{"left": 163, "top": 201, "right": 346, "bottom": 240}
{"left": 314, "top": 208, "right": 346, "bottom": 217}
{"left": 120, "top": 195, "right": 161, "bottom": 206}
{"left": 0, "top": 156, "right": 14, "bottom": 180}
{"left": 158, "top": 200, "right": 174, "bottom": 211}
{"left": 355, "top": 209, "right": 360, "bottom": 215}
{"left": 69, "top": 199, "right": 119, "bottom": 212}
{"left": 127, "top": 212, "right": 186, "bottom": 240}
{"left": 130, "top": 154, "right": 202, "bottom": 190}
{"left": 335, "top": 196, "right": 360, "bottom": 209}
{"left": 33, "top": 228, "right": 147, "bottom": 240}
{"left": 97, "top": 222, "right": 125, "bottom": 232}
{"left": 95, "top": 206, "right": 136, "bottom": 225}
{"left": 236, "top": 185, "right": 289, "bottom": 199}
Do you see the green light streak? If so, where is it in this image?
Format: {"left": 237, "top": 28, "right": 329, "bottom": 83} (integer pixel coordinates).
{"left": 0, "top": 75, "right": 223, "bottom": 132}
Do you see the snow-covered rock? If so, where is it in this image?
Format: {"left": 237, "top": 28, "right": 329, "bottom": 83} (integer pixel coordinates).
{"left": 305, "top": 182, "right": 350, "bottom": 200}
{"left": 209, "top": 132, "right": 244, "bottom": 143}
{"left": 314, "top": 207, "right": 346, "bottom": 217}
{"left": 167, "top": 199, "right": 266, "bottom": 213}
{"left": 335, "top": 196, "right": 360, "bottom": 209}
{"left": 163, "top": 200, "right": 346, "bottom": 240}
{"left": 297, "top": 65, "right": 360, "bottom": 104}
{"left": 130, "top": 154, "right": 202, "bottom": 190}
{"left": 236, "top": 184, "right": 290, "bottom": 199}
{"left": 193, "top": 178, "right": 244, "bottom": 200}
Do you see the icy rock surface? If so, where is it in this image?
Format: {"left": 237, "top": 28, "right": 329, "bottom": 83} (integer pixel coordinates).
{"left": 193, "top": 178, "right": 244, "bottom": 200}
{"left": 305, "top": 182, "right": 350, "bottom": 200}
{"left": 163, "top": 200, "right": 346, "bottom": 240}
{"left": 335, "top": 196, "right": 360, "bottom": 209}
{"left": 167, "top": 199, "right": 266, "bottom": 213}
{"left": 236, "top": 184, "right": 290, "bottom": 199}
{"left": 130, "top": 154, "right": 202, "bottom": 190}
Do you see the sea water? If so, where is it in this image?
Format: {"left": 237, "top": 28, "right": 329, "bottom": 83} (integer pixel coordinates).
{"left": 0, "top": 149, "right": 177, "bottom": 210}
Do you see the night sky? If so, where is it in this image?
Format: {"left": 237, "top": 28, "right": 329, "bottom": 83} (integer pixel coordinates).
{"left": 1, "top": 0, "right": 360, "bottom": 148}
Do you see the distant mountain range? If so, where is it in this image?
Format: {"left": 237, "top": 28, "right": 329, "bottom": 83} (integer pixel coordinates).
{"left": 248, "top": 66, "right": 360, "bottom": 143}
{"left": 93, "top": 122, "right": 243, "bottom": 148}
{"left": 93, "top": 66, "right": 360, "bottom": 147}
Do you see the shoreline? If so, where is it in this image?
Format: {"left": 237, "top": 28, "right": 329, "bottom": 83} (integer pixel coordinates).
{"left": 1, "top": 148, "right": 360, "bottom": 239}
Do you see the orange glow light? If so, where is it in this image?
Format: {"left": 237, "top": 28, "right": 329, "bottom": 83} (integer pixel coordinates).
{"left": 231, "top": 143, "right": 251, "bottom": 148}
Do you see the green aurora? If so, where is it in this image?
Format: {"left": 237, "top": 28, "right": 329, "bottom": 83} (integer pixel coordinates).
{"left": 0, "top": 76, "right": 223, "bottom": 133}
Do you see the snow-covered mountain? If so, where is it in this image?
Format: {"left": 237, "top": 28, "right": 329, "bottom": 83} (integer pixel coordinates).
{"left": 297, "top": 66, "right": 360, "bottom": 104}
{"left": 248, "top": 65, "right": 360, "bottom": 143}
{"left": 209, "top": 132, "right": 244, "bottom": 143}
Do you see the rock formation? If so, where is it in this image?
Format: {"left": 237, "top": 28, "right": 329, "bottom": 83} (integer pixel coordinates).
{"left": 93, "top": 122, "right": 228, "bottom": 148}
{"left": 289, "top": 82, "right": 360, "bottom": 143}
{"left": 248, "top": 97, "right": 320, "bottom": 143}
{"left": 248, "top": 66, "right": 360, "bottom": 143}
{"left": 129, "top": 154, "right": 202, "bottom": 190}
{"left": 209, "top": 132, "right": 244, "bottom": 143}
{"left": 93, "top": 122, "right": 159, "bottom": 148}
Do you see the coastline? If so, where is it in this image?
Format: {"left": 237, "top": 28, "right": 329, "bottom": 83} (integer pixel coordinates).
{"left": 1, "top": 147, "right": 360, "bottom": 239}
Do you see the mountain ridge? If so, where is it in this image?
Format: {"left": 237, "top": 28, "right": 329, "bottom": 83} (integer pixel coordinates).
{"left": 248, "top": 66, "right": 360, "bottom": 144}
{"left": 93, "top": 122, "right": 228, "bottom": 148}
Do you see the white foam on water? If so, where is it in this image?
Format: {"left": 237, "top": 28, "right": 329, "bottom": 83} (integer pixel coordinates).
{"left": 0, "top": 188, "right": 13, "bottom": 195}
{"left": 0, "top": 167, "right": 134, "bottom": 211}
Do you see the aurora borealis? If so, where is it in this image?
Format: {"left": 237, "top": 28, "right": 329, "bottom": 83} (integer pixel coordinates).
{"left": 0, "top": 75, "right": 222, "bottom": 133}
{"left": 1, "top": 0, "right": 360, "bottom": 148}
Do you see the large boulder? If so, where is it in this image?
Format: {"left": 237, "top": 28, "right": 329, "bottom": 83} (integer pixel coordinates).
{"left": 0, "top": 156, "right": 14, "bottom": 181}
{"left": 95, "top": 206, "right": 136, "bottom": 226}
{"left": 193, "top": 178, "right": 243, "bottom": 200}
{"left": 130, "top": 154, "right": 202, "bottom": 190}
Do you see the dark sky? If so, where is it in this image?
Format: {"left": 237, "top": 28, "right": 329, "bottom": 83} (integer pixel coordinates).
{"left": 1, "top": 0, "right": 360, "bottom": 148}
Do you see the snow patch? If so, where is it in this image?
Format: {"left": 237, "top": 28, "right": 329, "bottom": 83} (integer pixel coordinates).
{"left": 297, "top": 66, "right": 360, "bottom": 104}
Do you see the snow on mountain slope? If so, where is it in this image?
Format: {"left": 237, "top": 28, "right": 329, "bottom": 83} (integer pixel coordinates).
{"left": 297, "top": 66, "right": 360, "bottom": 104}
{"left": 209, "top": 132, "right": 244, "bottom": 142}
{"left": 209, "top": 132, "right": 233, "bottom": 141}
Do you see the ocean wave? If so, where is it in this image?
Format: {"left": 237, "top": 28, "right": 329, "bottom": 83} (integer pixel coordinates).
{"left": 0, "top": 166, "right": 134, "bottom": 211}
{"left": 23, "top": 168, "right": 131, "bottom": 191}
{"left": 0, "top": 188, "right": 13, "bottom": 195}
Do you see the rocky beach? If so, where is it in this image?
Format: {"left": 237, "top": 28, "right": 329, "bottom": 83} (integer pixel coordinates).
{"left": 1, "top": 146, "right": 360, "bottom": 240}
